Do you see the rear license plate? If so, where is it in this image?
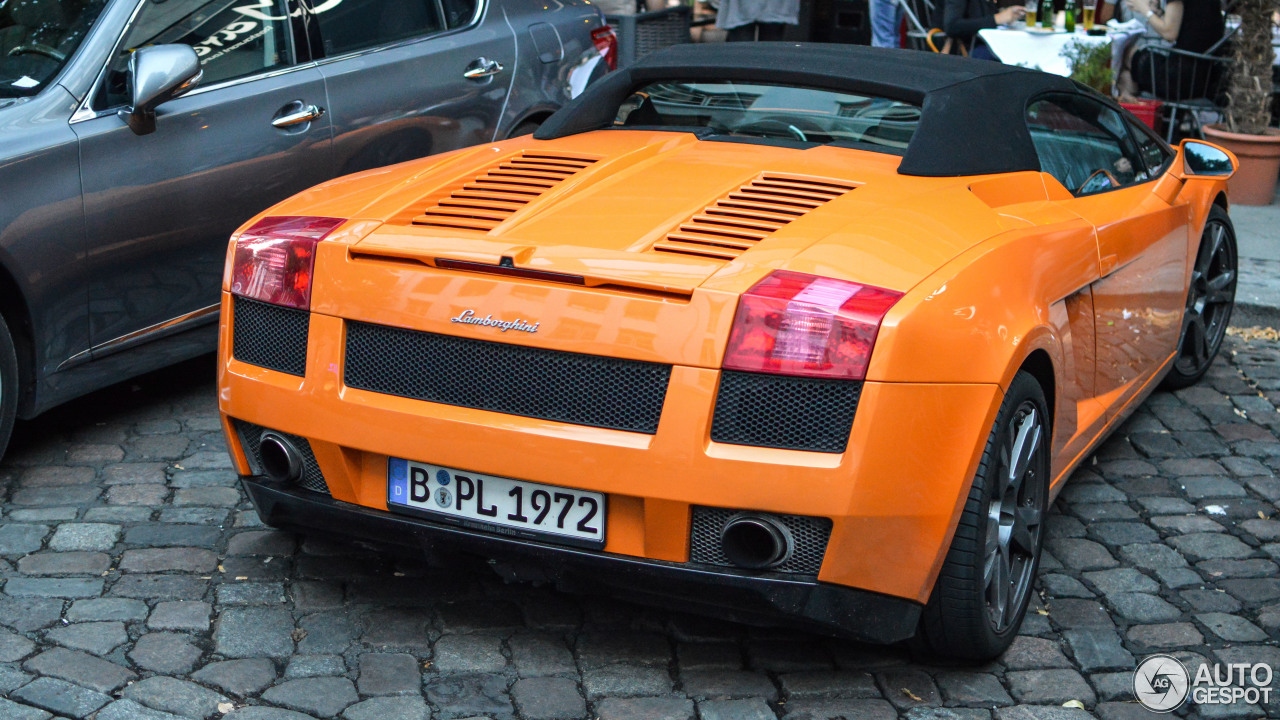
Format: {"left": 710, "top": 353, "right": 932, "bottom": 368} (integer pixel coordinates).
{"left": 387, "top": 458, "right": 606, "bottom": 548}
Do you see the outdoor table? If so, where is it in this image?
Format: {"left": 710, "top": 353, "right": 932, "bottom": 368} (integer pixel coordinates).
{"left": 977, "top": 26, "right": 1112, "bottom": 76}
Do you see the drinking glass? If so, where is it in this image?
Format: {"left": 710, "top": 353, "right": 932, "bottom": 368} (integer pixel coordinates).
{"left": 1025, "top": 0, "right": 1039, "bottom": 27}
{"left": 1082, "top": 0, "right": 1097, "bottom": 29}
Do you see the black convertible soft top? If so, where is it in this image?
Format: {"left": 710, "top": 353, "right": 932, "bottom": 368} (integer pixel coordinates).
{"left": 534, "top": 43, "right": 1082, "bottom": 177}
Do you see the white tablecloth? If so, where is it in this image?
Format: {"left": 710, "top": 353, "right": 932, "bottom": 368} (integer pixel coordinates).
{"left": 977, "top": 27, "right": 1111, "bottom": 76}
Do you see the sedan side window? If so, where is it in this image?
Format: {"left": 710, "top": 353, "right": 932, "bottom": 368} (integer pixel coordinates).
{"left": 100, "top": 0, "right": 294, "bottom": 108}
{"left": 1026, "top": 96, "right": 1150, "bottom": 196}
{"left": 441, "top": 0, "right": 480, "bottom": 29}
{"left": 308, "top": 0, "right": 447, "bottom": 57}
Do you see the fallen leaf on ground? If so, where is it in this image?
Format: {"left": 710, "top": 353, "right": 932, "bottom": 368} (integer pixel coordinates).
{"left": 1228, "top": 326, "right": 1280, "bottom": 341}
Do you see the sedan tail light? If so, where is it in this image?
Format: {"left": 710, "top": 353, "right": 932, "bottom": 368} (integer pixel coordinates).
{"left": 722, "top": 270, "right": 902, "bottom": 381}
{"left": 228, "top": 216, "right": 344, "bottom": 310}
{"left": 591, "top": 26, "right": 618, "bottom": 71}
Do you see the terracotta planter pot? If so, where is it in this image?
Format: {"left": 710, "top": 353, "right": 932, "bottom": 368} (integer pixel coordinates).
{"left": 1203, "top": 125, "right": 1280, "bottom": 206}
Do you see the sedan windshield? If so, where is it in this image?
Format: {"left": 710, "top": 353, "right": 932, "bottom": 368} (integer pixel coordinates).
{"left": 614, "top": 80, "right": 921, "bottom": 151}
{"left": 1, "top": 0, "right": 108, "bottom": 97}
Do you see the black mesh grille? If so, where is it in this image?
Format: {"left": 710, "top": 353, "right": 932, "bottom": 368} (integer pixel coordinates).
{"left": 233, "top": 420, "right": 330, "bottom": 495}
{"left": 710, "top": 371, "right": 861, "bottom": 453}
{"left": 689, "top": 507, "right": 832, "bottom": 575}
{"left": 344, "top": 321, "right": 672, "bottom": 433}
{"left": 232, "top": 297, "right": 309, "bottom": 376}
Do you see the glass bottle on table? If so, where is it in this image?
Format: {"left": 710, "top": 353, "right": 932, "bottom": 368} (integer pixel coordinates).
{"left": 1064, "top": 0, "right": 1075, "bottom": 31}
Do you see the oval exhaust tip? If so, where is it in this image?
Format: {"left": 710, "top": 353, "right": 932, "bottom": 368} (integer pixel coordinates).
{"left": 721, "top": 514, "right": 793, "bottom": 570}
{"left": 258, "top": 431, "right": 303, "bottom": 483}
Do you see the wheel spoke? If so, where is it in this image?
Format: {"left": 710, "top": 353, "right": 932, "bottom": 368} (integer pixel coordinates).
{"left": 1207, "top": 223, "right": 1225, "bottom": 268}
{"left": 1194, "top": 316, "right": 1211, "bottom": 365}
{"left": 1002, "top": 553, "right": 1022, "bottom": 627}
{"left": 996, "top": 542, "right": 1012, "bottom": 624}
{"left": 1008, "top": 411, "right": 1040, "bottom": 489}
{"left": 1206, "top": 271, "right": 1235, "bottom": 305}
{"left": 1182, "top": 314, "right": 1208, "bottom": 367}
{"left": 1011, "top": 506, "right": 1041, "bottom": 555}
{"left": 982, "top": 546, "right": 997, "bottom": 590}
{"left": 997, "top": 446, "right": 1013, "bottom": 497}
{"left": 1195, "top": 240, "right": 1213, "bottom": 278}
{"left": 985, "top": 503, "right": 1002, "bottom": 558}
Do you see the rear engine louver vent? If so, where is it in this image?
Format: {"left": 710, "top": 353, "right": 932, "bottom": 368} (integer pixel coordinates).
{"left": 654, "top": 174, "right": 857, "bottom": 260}
{"left": 411, "top": 152, "right": 600, "bottom": 232}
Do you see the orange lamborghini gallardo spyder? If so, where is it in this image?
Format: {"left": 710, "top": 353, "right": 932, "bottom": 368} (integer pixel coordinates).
{"left": 217, "top": 44, "right": 1237, "bottom": 660}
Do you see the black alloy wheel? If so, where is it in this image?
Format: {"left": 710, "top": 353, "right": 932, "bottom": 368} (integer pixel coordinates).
{"left": 983, "top": 399, "right": 1046, "bottom": 633}
{"left": 1165, "top": 205, "right": 1237, "bottom": 389}
{"left": 915, "top": 370, "right": 1050, "bottom": 661}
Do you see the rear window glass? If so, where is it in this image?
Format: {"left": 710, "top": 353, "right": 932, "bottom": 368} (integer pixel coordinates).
{"left": 615, "top": 80, "right": 920, "bottom": 151}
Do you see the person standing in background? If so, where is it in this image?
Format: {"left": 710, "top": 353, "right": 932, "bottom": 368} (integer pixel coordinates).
{"left": 870, "top": 0, "right": 905, "bottom": 47}
{"left": 716, "top": 0, "right": 800, "bottom": 40}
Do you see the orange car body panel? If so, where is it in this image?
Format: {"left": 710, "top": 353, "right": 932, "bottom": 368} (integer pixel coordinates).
{"left": 217, "top": 131, "right": 1231, "bottom": 605}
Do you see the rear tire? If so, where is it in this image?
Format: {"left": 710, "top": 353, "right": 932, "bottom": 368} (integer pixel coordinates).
{"left": 0, "top": 314, "right": 20, "bottom": 461}
{"left": 915, "top": 370, "right": 1049, "bottom": 661}
{"left": 1163, "top": 205, "right": 1236, "bottom": 390}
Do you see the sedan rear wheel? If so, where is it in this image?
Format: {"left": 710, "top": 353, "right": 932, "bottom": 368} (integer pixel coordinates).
{"left": 1165, "top": 205, "right": 1236, "bottom": 389}
{"left": 916, "top": 370, "right": 1049, "bottom": 661}
{"left": 0, "top": 314, "right": 18, "bottom": 462}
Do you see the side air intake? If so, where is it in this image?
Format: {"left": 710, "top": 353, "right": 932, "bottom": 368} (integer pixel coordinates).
{"left": 411, "top": 152, "right": 600, "bottom": 232}
{"left": 653, "top": 174, "right": 857, "bottom": 260}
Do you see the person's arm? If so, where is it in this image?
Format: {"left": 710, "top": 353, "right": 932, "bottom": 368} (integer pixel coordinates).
{"left": 944, "top": 0, "right": 996, "bottom": 36}
{"left": 1123, "top": 0, "right": 1182, "bottom": 40}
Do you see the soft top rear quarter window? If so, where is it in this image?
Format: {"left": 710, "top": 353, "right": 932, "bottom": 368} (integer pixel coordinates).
{"left": 1026, "top": 93, "right": 1153, "bottom": 196}
{"left": 615, "top": 80, "right": 921, "bottom": 153}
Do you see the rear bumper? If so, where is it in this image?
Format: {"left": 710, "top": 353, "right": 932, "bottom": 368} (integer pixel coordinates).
{"left": 244, "top": 476, "right": 923, "bottom": 644}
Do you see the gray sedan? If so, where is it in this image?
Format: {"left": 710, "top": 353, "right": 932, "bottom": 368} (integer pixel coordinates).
{"left": 0, "top": 0, "right": 613, "bottom": 456}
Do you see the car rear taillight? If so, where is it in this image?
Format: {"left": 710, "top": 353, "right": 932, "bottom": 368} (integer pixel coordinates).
{"left": 228, "top": 216, "right": 344, "bottom": 310}
{"left": 591, "top": 26, "right": 618, "bottom": 71}
{"left": 722, "top": 270, "right": 902, "bottom": 381}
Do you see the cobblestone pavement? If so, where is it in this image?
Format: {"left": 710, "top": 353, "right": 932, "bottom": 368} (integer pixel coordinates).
{"left": 2, "top": 338, "right": 1280, "bottom": 720}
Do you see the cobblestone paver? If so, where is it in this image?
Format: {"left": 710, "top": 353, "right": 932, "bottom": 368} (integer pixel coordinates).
{"left": 2, "top": 338, "right": 1280, "bottom": 719}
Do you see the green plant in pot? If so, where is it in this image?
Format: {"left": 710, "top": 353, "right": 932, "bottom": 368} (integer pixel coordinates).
{"left": 1205, "top": 0, "right": 1280, "bottom": 205}
{"left": 1062, "top": 39, "right": 1115, "bottom": 95}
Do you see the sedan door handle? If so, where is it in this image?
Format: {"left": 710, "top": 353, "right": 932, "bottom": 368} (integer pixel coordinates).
{"left": 272, "top": 103, "right": 325, "bottom": 128}
{"left": 463, "top": 58, "right": 504, "bottom": 79}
